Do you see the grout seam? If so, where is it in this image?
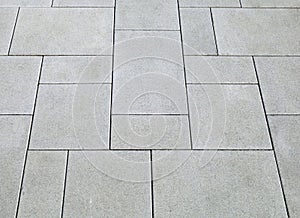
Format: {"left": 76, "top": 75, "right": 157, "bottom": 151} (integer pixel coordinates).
{"left": 252, "top": 56, "right": 290, "bottom": 217}
{"left": 8, "top": 7, "right": 20, "bottom": 55}
{"left": 15, "top": 56, "right": 44, "bottom": 218}
{"left": 177, "top": 0, "right": 194, "bottom": 149}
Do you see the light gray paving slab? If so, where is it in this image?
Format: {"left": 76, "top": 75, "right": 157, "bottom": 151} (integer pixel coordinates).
{"left": 0, "top": 116, "right": 30, "bottom": 217}
{"left": 18, "top": 151, "right": 66, "bottom": 217}
{"left": 255, "top": 57, "right": 300, "bottom": 114}
{"left": 41, "top": 56, "right": 112, "bottom": 84}
{"left": 180, "top": 8, "right": 216, "bottom": 55}
{"left": 113, "top": 31, "right": 187, "bottom": 114}
{"left": 188, "top": 85, "right": 271, "bottom": 149}
{"left": 0, "top": 8, "right": 18, "bottom": 55}
{"left": 213, "top": 9, "right": 300, "bottom": 55}
{"left": 64, "top": 151, "right": 151, "bottom": 217}
{"left": 53, "top": 0, "right": 114, "bottom": 7}
{"left": 30, "top": 84, "right": 110, "bottom": 149}
{"left": 111, "top": 115, "right": 191, "bottom": 149}
{"left": 269, "top": 116, "right": 300, "bottom": 217}
{"left": 11, "top": 8, "right": 113, "bottom": 55}
{"left": 153, "top": 151, "right": 287, "bottom": 217}
{"left": 0, "top": 0, "right": 51, "bottom": 6}
{"left": 0, "top": 57, "right": 41, "bottom": 114}
{"left": 185, "top": 56, "right": 257, "bottom": 83}
{"left": 242, "top": 0, "right": 300, "bottom": 7}
{"left": 116, "top": 0, "right": 179, "bottom": 30}
{"left": 179, "top": 0, "right": 240, "bottom": 7}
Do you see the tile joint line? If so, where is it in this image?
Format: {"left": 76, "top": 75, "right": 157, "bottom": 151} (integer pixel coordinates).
{"left": 252, "top": 56, "right": 290, "bottom": 218}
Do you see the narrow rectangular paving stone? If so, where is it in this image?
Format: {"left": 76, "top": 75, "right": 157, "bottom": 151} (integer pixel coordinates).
{"left": 30, "top": 84, "right": 110, "bottom": 149}
{"left": 113, "top": 31, "right": 188, "bottom": 114}
{"left": 11, "top": 8, "right": 113, "bottom": 55}
{"left": 64, "top": 151, "right": 151, "bottom": 217}
{"left": 0, "top": 57, "right": 41, "bottom": 114}
{"left": 213, "top": 9, "right": 300, "bottom": 55}
{"left": 242, "top": 0, "right": 300, "bottom": 7}
{"left": 180, "top": 8, "right": 216, "bottom": 55}
{"left": 111, "top": 115, "right": 191, "bottom": 149}
{"left": 153, "top": 151, "right": 287, "bottom": 217}
{"left": 254, "top": 57, "right": 300, "bottom": 114}
{"left": 116, "top": 0, "right": 179, "bottom": 30}
{"left": 185, "top": 56, "right": 257, "bottom": 83}
{"left": 188, "top": 85, "right": 271, "bottom": 149}
{"left": 269, "top": 116, "right": 300, "bottom": 217}
{"left": 0, "top": 8, "right": 18, "bottom": 55}
{"left": 18, "top": 151, "right": 66, "bottom": 217}
{"left": 0, "top": 116, "right": 30, "bottom": 217}
{"left": 179, "top": 0, "right": 240, "bottom": 7}
{"left": 41, "top": 56, "right": 112, "bottom": 84}
{"left": 0, "top": 0, "right": 51, "bottom": 6}
{"left": 53, "top": 0, "right": 114, "bottom": 7}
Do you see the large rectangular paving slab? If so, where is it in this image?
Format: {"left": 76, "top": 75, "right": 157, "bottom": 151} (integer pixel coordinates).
{"left": 242, "top": 0, "right": 300, "bottom": 7}
{"left": 11, "top": 8, "right": 113, "bottom": 55}
{"left": 30, "top": 84, "right": 110, "bottom": 149}
{"left": 180, "top": 8, "right": 216, "bottom": 55}
{"left": 213, "top": 9, "right": 300, "bottom": 55}
{"left": 0, "top": 57, "right": 41, "bottom": 114}
{"left": 0, "top": 116, "right": 30, "bottom": 217}
{"left": 116, "top": 0, "right": 179, "bottom": 30}
{"left": 188, "top": 85, "right": 271, "bottom": 149}
{"left": 64, "top": 151, "right": 151, "bottom": 217}
{"left": 185, "top": 56, "right": 257, "bottom": 84}
{"left": 0, "top": 0, "right": 51, "bottom": 6}
{"left": 153, "top": 151, "right": 287, "bottom": 217}
{"left": 111, "top": 115, "right": 191, "bottom": 149}
{"left": 269, "top": 116, "right": 300, "bottom": 217}
{"left": 254, "top": 57, "right": 300, "bottom": 114}
{"left": 113, "top": 31, "right": 187, "bottom": 114}
{"left": 41, "top": 56, "right": 112, "bottom": 84}
{"left": 179, "top": 0, "right": 240, "bottom": 7}
{"left": 53, "top": 0, "right": 114, "bottom": 7}
{"left": 18, "top": 151, "right": 66, "bottom": 217}
{"left": 0, "top": 8, "right": 18, "bottom": 55}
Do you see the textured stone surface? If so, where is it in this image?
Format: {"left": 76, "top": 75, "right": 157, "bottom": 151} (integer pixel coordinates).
{"left": 30, "top": 84, "right": 111, "bottom": 149}
{"left": 0, "top": 116, "right": 30, "bottom": 217}
{"left": 213, "top": 9, "right": 300, "bottom": 55}
{"left": 269, "top": 116, "right": 300, "bottom": 217}
{"left": 254, "top": 57, "right": 300, "bottom": 114}
{"left": 0, "top": 57, "right": 41, "bottom": 114}
{"left": 11, "top": 8, "right": 113, "bottom": 55}
{"left": 153, "top": 151, "right": 287, "bottom": 217}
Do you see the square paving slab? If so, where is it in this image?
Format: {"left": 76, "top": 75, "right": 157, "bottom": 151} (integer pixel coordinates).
{"left": 11, "top": 8, "right": 113, "bottom": 55}
{"left": 269, "top": 116, "right": 300, "bottom": 217}
{"left": 188, "top": 85, "right": 271, "bottom": 149}
{"left": 0, "top": 57, "right": 41, "bottom": 114}
{"left": 213, "top": 9, "right": 300, "bottom": 55}
{"left": 18, "top": 151, "right": 66, "bottom": 217}
{"left": 30, "top": 84, "right": 110, "bottom": 149}
{"left": 153, "top": 151, "right": 287, "bottom": 217}
{"left": 254, "top": 57, "right": 300, "bottom": 114}
{"left": 0, "top": 116, "right": 30, "bottom": 217}
{"left": 64, "top": 151, "right": 151, "bottom": 217}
